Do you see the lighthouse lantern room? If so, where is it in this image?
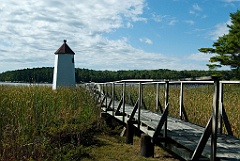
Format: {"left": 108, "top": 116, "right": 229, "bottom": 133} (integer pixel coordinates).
{"left": 52, "top": 40, "right": 76, "bottom": 90}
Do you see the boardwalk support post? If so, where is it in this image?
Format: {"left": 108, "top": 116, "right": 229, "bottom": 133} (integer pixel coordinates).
{"left": 140, "top": 134, "right": 154, "bottom": 157}
{"left": 126, "top": 120, "right": 134, "bottom": 144}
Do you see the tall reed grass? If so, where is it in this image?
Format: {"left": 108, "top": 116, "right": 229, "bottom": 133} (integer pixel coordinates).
{"left": 0, "top": 85, "right": 101, "bottom": 160}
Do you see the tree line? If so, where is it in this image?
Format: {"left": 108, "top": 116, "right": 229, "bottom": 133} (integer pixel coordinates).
{"left": 0, "top": 67, "right": 235, "bottom": 83}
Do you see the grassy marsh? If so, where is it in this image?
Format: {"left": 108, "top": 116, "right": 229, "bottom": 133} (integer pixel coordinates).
{"left": 0, "top": 85, "right": 180, "bottom": 161}
{"left": 1, "top": 83, "right": 240, "bottom": 160}
{"left": 0, "top": 85, "right": 100, "bottom": 160}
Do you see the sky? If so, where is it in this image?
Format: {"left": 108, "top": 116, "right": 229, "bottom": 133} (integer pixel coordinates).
{"left": 0, "top": 0, "right": 239, "bottom": 73}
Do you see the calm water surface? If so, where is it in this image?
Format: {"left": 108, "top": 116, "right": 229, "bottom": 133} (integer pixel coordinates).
{"left": 0, "top": 82, "right": 52, "bottom": 86}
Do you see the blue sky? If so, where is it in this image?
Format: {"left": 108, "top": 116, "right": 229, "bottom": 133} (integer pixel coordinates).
{"left": 0, "top": 0, "right": 239, "bottom": 73}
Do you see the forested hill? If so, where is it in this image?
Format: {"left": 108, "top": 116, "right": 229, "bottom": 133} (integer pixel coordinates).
{"left": 0, "top": 67, "right": 234, "bottom": 83}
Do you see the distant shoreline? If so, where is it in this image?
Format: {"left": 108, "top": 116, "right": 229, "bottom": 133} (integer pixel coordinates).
{"left": 0, "top": 82, "right": 52, "bottom": 86}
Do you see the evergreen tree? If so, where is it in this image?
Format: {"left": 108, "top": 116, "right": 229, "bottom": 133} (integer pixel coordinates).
{"left": 199, "top": 10, "right": 240, "bottom": 77}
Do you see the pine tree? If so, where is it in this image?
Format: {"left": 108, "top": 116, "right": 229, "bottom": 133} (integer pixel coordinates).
{"left": 199, "top": 10, "right": 240, "bottom": 77}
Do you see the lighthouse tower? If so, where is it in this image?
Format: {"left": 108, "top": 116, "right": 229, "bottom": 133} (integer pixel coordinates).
{"left": 52, "top": 40, "right": 76, "bottom": 90}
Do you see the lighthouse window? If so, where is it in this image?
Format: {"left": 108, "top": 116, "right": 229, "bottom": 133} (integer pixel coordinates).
{"left": 72, "top": 58, "right": 74, "bottom": 63}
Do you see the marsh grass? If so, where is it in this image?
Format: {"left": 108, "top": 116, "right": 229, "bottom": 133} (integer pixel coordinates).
{"left": 0, "top": 85, "right": 101, "bottom": 160}
{"left": 222, "top": 84, "right": 240, "bottom": 137}
{"left": 2, "top": 83, "right": 240, "bottom": 160}
{"left": 112, "top": 83, "right": 240, "bottom": 137}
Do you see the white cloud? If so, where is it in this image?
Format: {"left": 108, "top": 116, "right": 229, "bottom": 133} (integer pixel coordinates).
{"left": 168, "top": 19, "right": 178, "bottom": 26}
{"left": 223, "top": 0, "right": 240, "bottom": 2}
{"left": 152, "top": 13, "right": 164, "bottom": 22}
{"left": 139, "top": 38, "right": 153, "bottom": 44}
{"left": 185, "top": 20, "right": 195, "bottom": 25}
{"left": 0, "top": 0, "right": 148, "bottom": 73}
{"left": 223, "top": 0, "right": 240, "bottom": 7}
{"left": 186, "top": 52, "right": 231, "bottom": 70}
{"left": 193, "top": 4, "right": 202, "bottom": 11}
{"left": 189, "top": 3, "right": 204, "bottom": 17}
{"left": 187, "top": 52, "right": 212, "bottom": 61}
{"left": 209, "top": 20, "right": 231, "bottom": 40}
{"left": 0, "top": 0, "right": 212, "bottom": 73}
{"left": 74, "top": 37, "right": 181, "bottom": 70}
{"left": 201, "top": 15, "right": 208, "bottom": 19}
{"left": 152, "top": 13, "right": 178, "bottom": 26}
{"left": 126, "top": 22, "right": 133, "bottom": 28}
{"left": 189, "top": 10, "right": 195, "bottom": 15}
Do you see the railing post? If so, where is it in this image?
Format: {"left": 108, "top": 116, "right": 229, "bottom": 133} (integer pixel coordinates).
{"left": 218, "top": 82, "right": 223, "bottom": 134}
{"left": 179, "top": 82, "right": 184, "bottom": 120}
{"left": 99, "top": 83, "right": 102, "bottom": 98}
{"left": 156, "top": 83, "right": 159, "bottom": 112}
{"left": 128, "top": 84, "right": 131, "bottom": 105}
{"left": 101, "top": 83, "right": 104, "bottom": 97}
{"left": 105, "top": 83, "right": 108, "bottom": 111}
{"left": 123, "top": 82, "right": 126, "bottom": 123}
{"left": 211, "top": 77, "right": 220, "bottom": 161}
{"left": 138, "top": 82, "right": 143, "bottom": 130}
{"left": 112, "top": 82, "right": 115, "bottom": 116}
{"left": 164, "top": 81, "right": 169, "bottom": 146}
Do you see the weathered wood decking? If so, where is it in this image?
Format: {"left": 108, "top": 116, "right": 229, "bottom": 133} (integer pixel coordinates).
{"left": 102, "top": 98, "right": 240, "bottom": 161}
{"left": 87, "top": 78, "right": 240, "bottom": 161}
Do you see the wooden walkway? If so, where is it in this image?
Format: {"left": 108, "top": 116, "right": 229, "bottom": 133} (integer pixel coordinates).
{"left": 101, "top": 98, "right": 240, "bottom": 161}
{"left": 87, "top": 78, "right": 240, "bottom": 161}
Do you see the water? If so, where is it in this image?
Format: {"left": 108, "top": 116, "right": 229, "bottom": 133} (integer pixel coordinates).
{"left": 0, "top": 82, "right": 52, "bottom": 86}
